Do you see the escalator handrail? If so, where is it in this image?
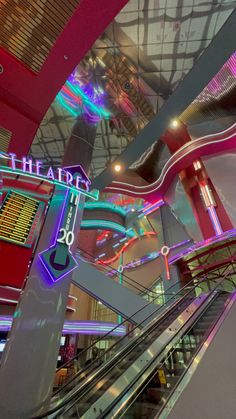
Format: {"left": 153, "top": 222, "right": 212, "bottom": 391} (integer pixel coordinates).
{"left": 139, "top": 275, "right": 163, "bottom": 297}
{"left": 156, "top": 286, "right": 235, "bottom": 419}
{"left": 56, "top": 275, "right": 195, "bottom": 376}
{"left": 52, "top": 280, "right": 199, "bottom": 403}
{"left": 54, "top": 276, "right": 203, "bottom": 392}
{"left": 63, "top": 273, "right": 161, "bottom": 373}
{"left": 98, "top": 268, "right": 235, "bottom": 419}
{"left": 36, "top": 275, "right": 208, "bottom": 417}
{"left": 53, "top": 270, "right": 234, "bottom": 419}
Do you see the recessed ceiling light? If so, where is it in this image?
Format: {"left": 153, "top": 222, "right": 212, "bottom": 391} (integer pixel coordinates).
{"left": 114, "top": 163, "right": 122, "bottom": 173}
{"left": 170, "top": 119, "right": 179, "bottom": 128}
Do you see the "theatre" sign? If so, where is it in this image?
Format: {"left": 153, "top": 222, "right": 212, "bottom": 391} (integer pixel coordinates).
{"left": 5, "top": 153, "right": 91, "bottom": 193}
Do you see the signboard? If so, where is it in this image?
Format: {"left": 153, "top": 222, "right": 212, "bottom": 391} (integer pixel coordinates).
{"left": 0, "top": 191, "right": 44, "bottom": 247}
{"left": 0, "top": 153, "right": 98, "bottom": 282}
{"left": 39, "top": 190, "right": 81, "bottom": 282}
{"left": 0, "top": 153, "right": 98, "bottom": 200}
{"left": 8, "top": 154, "right": 91, "bottom": 192}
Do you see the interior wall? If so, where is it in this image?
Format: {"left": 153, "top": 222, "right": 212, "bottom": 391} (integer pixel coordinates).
{"left": 160, "top": 205, "right": 191, "bottom": 247}
{"left": 66, "top": 284, "right": 93, "bottom": 321}
{"left": 203, "top": 152, "right": 236, "bottom": 228}
{"left": 0, "top": 305, "right": 14, "bottom": 316}
{"left": 165, "top": 177, "right": 203, "bottom": 243}
{"left": 111, "top": 235, "right": 162, "bottom": 293}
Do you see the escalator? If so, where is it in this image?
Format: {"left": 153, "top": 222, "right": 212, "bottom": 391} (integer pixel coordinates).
{"left": 112, "top": 291, "right": 230, "bottom": 419}
{"left": 37, "top": 272, "right": 235, "bottom": 418}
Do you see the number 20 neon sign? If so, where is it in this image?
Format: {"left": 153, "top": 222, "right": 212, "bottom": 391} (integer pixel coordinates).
{"left": 56, "top": 192, "right": 79, "bottom": 248}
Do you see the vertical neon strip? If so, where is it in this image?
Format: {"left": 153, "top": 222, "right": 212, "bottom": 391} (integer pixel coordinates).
{"left": 164, "top": 255, "right": 170, "bottom": 280}
{"left": 207, "top": 205, "right": 223, "bottom": 236}
{"left": 199, "top": 182, "right": 215, "bottom": 207}
{"left": 117, "top": 253, "right": 123, "bottom": 324}
{"left": 51, "top": 188, "right": 70, "bottom": 246}
{"left": 70, "top": 192, "right": 81, "bottom": 250}
{"left": 0, "top": 172, "right": 2, "bottom": 206}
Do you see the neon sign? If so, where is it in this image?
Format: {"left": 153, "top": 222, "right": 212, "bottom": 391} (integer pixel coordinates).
{"left": 39, "top": 190, "right": 80, "bottom": 282}
{"left": 56, "top": 74, "right": 110, "bottom": 122}
{"left": 4, "top": 153, "right": 92, "bottom": 195}
{"left": 0, "top": 152, "right": 98, "bottom": 282}
{"left": 0, "top": 190, "right": 44, "bottom": 248}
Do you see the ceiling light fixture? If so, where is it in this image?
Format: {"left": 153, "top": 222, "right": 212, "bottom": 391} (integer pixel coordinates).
{"left": 170, "top": 118, "right": 179, "bottom": 128}
{"left": 114, "top": 163, "right": 122, "bottom": 173}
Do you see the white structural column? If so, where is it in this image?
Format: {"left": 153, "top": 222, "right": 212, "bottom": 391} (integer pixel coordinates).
{"left": 0, "top": 186, "right": 84, "bottom": 418}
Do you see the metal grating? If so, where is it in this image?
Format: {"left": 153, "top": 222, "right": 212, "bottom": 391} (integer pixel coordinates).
{"left": 0, "top": 0, "right": 81, "bottom": 73}
{"left": 0, "top": 126, "right": 11, "bottom": 152}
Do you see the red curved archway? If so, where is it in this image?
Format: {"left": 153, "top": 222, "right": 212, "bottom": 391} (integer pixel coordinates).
{"left": 0, "top": 0, "right": 128, "bottom": 156}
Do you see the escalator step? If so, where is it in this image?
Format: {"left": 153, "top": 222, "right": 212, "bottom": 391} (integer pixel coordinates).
{"left": 169, "top": 368, "right": 185, "bottom": 376}
{"left": 166, "top": 375, "right": 180, "bottom": 386}
{"left": 126, "top": 401, "right": 161, "bottom": 418}
{"left": 196, "top": 321, "right": 215, "bottom": 327}
{"left": 74, "top": 402, "right": 91, "bottom": 417}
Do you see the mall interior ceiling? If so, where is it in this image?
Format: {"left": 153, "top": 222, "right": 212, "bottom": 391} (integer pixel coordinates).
{"left": 0, "top": 1, "right": 234, "bottom": 191}
{"left": 29, "top": 0, "right": 236, "bottom": 185}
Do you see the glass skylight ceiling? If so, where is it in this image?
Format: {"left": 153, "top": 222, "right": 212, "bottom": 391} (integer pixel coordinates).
{"left": 31, "top": 0, "right": 236, "bottom": 179}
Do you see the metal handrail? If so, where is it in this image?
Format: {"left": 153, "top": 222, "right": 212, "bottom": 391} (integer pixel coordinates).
{"left": 120, "top": 290, "right": 226, "bottom": 419}
{"left": 55, "top": 269, "right": 232, "bottom": 418}
{"left": 139, "top": 275, "right": 163, "bottom": 297}
{"left": 156, "top": 278, "right": 236, "bottom": 418}
{"left": 99, "top": 268, "right": 235, "bottom": 419}
{"left": 57, "top": 275, "right": 182, "bottom": 376}
{"left": 54, "top": 270, "right": 234, "bottom": 418}
{"left": 36, "top": 275, "right": 208, "bottom": 418}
